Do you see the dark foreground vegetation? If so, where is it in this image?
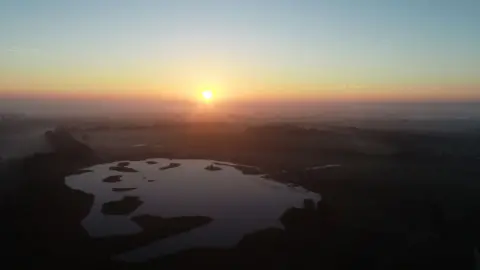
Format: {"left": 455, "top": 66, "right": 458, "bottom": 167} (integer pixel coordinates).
{"left": 2, "top": 122, "right": 480, "bottom": 269}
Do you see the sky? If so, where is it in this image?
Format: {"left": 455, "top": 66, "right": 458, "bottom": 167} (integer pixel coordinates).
{"left": 1, "top": 0, "right": 479, "bottom": 104}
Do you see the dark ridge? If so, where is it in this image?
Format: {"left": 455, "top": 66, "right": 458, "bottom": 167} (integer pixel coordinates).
{"left": 101, "top": 196, "right": 143, "bottom": 215}
{"left": 160, "top": 162, "right": 181, "bottom": 170}
{"left": 3, "top": 135, "right": 97, "bottom": 267}
{"left": 112, "top": 187, "right": 137, "bottom": 192}
{"left": 109, "top": 166, "right": 138, "bottom": 173}
{"left": 244, "top": 124, "right": 322, "bottom": 136}
{"left": 148, "top": 180, "right": 155, "bottom": 182}
{"left": 117, "top": 162, "right": 130, "bottom": 167}
{"left": 44, "top": 127, "right": 94, "bottom": 159}
{"left": 102, "top": 175, "right": 122, "bottom": 183}
{"left": 146, "top": 161, "right": 157, "bottom": 164}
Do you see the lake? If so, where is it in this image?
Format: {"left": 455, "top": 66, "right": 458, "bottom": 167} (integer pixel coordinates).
{"left": 65, "top": 158, "right": 320, "bottom": 261}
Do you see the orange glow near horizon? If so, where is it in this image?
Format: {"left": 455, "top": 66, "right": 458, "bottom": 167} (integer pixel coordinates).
{"left": 1, "top": 83, "right": 479, "bottom": 103}
{"left": 1, "top": 2, "right": 479, "bottom": 105}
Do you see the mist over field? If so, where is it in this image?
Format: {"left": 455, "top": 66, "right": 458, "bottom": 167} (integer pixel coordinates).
{"left": 3, "top": 97, "right": 480, "bottom": 121}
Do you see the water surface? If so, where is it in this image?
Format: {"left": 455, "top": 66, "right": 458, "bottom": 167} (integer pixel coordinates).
{"left": 65, "top": 159, "right": 320, "bottom": 261}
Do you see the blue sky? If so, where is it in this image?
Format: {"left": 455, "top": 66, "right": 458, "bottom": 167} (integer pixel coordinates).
{"left": 1, "top": 0, "right": 479, "bottom": 101}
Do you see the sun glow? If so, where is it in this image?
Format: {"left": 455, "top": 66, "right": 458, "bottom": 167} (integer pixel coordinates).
{"left": 202, "top": 90, "right": 213, "bottom": 101}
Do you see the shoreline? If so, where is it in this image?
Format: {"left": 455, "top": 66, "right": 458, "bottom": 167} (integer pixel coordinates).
{"left": 4, "top": 125, "right": 480, "bottom": 268}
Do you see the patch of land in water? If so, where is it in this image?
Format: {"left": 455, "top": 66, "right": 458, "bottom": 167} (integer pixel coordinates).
{"left": 109, "top": 166, "right": 138, "bottom": 173}
{"left": 159, "top": 162, "right": 180, "bottom": 170}
{"left": 205, "top": 164, "right": 222, "bottom": 171}
{"left": 103, "top": 175, "right": 122, "bottom": 183}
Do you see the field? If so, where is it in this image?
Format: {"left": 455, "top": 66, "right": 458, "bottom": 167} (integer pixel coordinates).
{"left": 2, "top": 118, "right": 480, "bottom": 269}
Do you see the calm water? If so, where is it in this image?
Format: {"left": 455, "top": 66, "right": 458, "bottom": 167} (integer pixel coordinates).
{"left": 65, "top": 159, "right": 320, "bottom": 261}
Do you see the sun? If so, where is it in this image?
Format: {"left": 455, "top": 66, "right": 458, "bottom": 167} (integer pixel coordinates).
{"left": 202, "top": 90, "right": 213, "bottom": 101}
